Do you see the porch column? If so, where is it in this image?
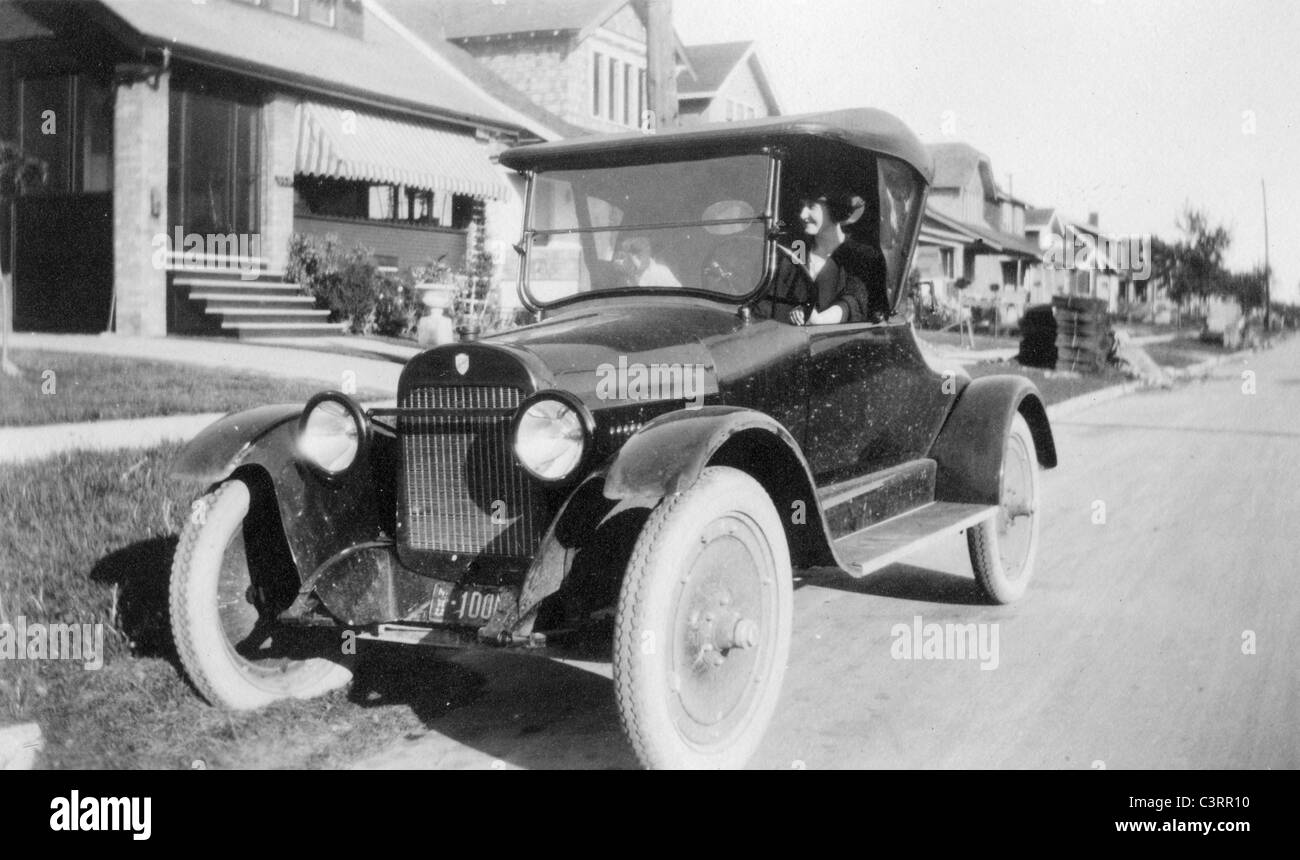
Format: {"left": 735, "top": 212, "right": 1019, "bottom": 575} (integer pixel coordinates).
{"left": 262, "top": 93, "right": 298, "bottom": 274}
{"left": 112, "top": 66, "right": 169, "bottom": 336}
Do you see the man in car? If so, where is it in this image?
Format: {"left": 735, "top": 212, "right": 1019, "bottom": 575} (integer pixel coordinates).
{"left": 613, "top": 236, "right": 681, "bottom": 287}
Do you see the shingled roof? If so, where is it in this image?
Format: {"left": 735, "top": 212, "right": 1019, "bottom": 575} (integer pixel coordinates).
{"left": 83, "top": 0, "right": 526, "bottom": 132}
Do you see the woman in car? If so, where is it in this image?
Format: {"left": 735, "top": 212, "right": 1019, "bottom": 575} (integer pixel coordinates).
{"left": 759, "top": 189, "right": 889, "bottom": 325}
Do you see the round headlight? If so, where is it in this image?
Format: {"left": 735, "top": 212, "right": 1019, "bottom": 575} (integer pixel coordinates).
{"left": 298, "top": 393, "right": 365, "bottom": 475}
{"left": 513, "top": 395, "right": 588, "bottom": 482}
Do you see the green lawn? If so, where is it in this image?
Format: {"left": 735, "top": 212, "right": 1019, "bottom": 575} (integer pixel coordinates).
{"left": 0, "top": 350, "right": 390, "bottom": 427}
{"left": 0, "top": 445, "right": 458, "bottom": 769}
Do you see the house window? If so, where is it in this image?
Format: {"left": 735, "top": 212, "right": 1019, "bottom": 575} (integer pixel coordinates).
{"left": 266, "top": 0, "right": 299, "bottom": 15}
{"left": 297, "top": 177, "right": 472, "bottom": 228}
{"left": 607, "top": 57, "right": 617, "bottom": 120}
{"left": 623, "top": 63, "right": 633, "bottom": 126}
{"left": 592, "top": 51, "right": 603, "bottom": 116}
{"left": 940, "top": 248, "right": 955, "bottom": 278}
{"left": 637, "top": 67, "right": 646, "bottom": 125}
{"left": 307, "top": 0, "right": 336, "bottom": 26}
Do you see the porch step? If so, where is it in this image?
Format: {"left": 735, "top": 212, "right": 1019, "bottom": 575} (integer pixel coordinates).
{"left": 210, "top": 308, "right": 333, "bottom": 326}
{"left": 190, "top": 293, "right": 316, "bottom": 306}
{"left": 170, "top": 267, "right": 339, "bottom": 338}
{"left": 220, "top": 320, "right": 348, "bottom": 339}
{"left": 833, "top": 501, "right": 997, "bottom": 577}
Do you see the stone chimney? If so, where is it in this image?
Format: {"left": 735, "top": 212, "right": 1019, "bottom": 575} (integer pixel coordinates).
{"left": 1088, "top": 211, "right": 1099, "bottom": 228}
{"left": 641, "top": 0, "right": 678, "bottom": 128}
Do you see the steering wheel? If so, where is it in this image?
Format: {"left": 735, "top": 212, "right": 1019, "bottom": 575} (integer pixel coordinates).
{"left": 701, "top": 235, "right": 764, "bottom": 294}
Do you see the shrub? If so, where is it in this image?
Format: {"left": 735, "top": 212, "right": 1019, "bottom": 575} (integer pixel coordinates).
{"left": 286, "top": 234, "right": 378, "bottom": 333}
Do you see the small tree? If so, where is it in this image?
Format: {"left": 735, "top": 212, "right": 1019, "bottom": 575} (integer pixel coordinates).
{"left": 0, "top": 141, "right": 47, "bottom": 377}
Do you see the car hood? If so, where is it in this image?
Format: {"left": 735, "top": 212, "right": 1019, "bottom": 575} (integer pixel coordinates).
{"left": 485, "top": 297, "right": 737, "bottom": 405}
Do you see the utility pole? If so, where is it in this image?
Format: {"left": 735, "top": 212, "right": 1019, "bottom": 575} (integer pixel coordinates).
{"left": 1262, "top": 179, "right": 1271, "bottom": 333}
{"left": 643, "top": 0, "right": 678, "bottom": 129}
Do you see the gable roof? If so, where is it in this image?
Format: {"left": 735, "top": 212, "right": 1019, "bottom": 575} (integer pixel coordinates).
{"left": 927, "top": 141, "right": 991, "bottom": 190}
{"left": 374, "top": 0, "right": 588, "bottom": 139}
{"left": 83, "top": 0, "right": 526, "bottom": 133}
{"left": 678, "top": 40, "right": 751, "bottom": 94}
{"left": 677, "top": 40, "right": 781, "bottom": 116}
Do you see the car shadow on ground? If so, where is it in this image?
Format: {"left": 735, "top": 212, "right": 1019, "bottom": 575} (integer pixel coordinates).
{"left": 90, "top": 535, "right": 180, "bottom": 658}
{"left": 797, "top": 563, "right": 989, "bottom": 606}
{"left": 347, "top": 643, "right": 640, "bottom": 769}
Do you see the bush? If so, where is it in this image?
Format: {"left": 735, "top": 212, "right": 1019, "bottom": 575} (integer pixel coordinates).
{"left": 286, "top": 234, "right": 378, "bottom": 333}
{"left": 372, "top": 269, "right": 425, "bottom": 338}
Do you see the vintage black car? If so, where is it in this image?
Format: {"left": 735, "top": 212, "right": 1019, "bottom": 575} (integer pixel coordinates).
{"left": 168, "top": 109, "right": 1057, "bottom": 769}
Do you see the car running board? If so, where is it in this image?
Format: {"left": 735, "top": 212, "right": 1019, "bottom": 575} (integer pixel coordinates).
{"left": 832, "top": 501, "right": 998, "bottom": 577}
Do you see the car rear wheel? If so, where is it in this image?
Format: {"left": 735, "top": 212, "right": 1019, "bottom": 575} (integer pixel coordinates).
{"left": 968, "top": 413, "right": 1041, "bottom": 604}
{"left": 614, "top": 466, "right": 792, "bottom": 769}
{"left": 170, "top": 479, "right": 353, "bottom": 709}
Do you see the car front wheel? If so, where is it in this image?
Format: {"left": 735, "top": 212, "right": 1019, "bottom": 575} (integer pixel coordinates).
{"left": 968, "top": 412, "right": 1041, "bottom": 603}
{"left": 614, "top": 466, "right": 792, "bottom": 769}
{"left": 169, "top": 479, "right": 353, "bottom": 709}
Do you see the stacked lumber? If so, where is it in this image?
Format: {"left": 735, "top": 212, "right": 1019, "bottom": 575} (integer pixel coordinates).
{"left": 1052, "top": 296, "right": 1111, "bottom": 373}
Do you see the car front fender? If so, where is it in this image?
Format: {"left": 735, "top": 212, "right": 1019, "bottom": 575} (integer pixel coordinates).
{"left": 928, "top": 375, "right": 1057, "bottom": 505}
{"left": 170, "top": 404, "right": 397, "bottom": 588}
{"left": 603, "top": 406, "right": 836, "bottom": 567}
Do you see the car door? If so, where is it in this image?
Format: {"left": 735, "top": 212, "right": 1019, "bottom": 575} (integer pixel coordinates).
{"left": 804, "top": 318, "right": 952, "bottom": 485}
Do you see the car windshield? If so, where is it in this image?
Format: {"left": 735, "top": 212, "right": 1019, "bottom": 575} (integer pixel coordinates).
{"left": 522, "top": 154, "right": 771, "bottom": 305}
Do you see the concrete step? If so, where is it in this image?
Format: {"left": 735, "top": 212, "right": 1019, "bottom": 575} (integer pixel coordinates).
{"left": 222, "top": 321, "right": 348, "bottom": 339}
{"left": 174, "top": 275, "right": 293, "bottom": 290}
{"left": 191, "top": 293, "right": 316, "bottom": 306}
{"left": 214, "top": 309, "right": 333, "bottom": 326}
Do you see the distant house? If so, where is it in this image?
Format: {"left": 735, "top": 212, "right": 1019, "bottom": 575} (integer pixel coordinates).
{"left": 915, "top": 142, "right": 1042, "bottom": 320}
{"left": 389, "top": 0, "right": 701, "bottom": 135}
{"left": 1026, "top": 207, "right": 1139, "bottom": 313}
{"left": 0, "top": 0, "right": 542, "bottom": 337}
{"left": 676, "top": 41, "right": 780, "bottom": 124}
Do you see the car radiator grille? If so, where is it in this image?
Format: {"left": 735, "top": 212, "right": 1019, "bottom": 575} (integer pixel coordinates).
{"left": 399, "top": 385, "right": 543, "bottom": 558}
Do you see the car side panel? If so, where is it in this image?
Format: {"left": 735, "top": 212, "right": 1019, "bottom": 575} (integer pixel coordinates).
{"left": 805, "top": 320, "right": 955, "bottom": 484}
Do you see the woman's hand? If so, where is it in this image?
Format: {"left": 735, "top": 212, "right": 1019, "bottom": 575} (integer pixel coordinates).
{"left": 788, "top": 306, "right": 808, "bottom": 326}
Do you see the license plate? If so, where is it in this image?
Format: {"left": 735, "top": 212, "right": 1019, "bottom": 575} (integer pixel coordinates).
{"left": 426, "top": 581, "right": 502, "bottom": 627}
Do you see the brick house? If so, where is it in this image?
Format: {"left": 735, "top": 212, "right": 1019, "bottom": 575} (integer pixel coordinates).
{"left": 677, "top": 40, "right": 781, "bottom": 124}
{"left": 0, "top": 0, "right": 549, "bottom": 337}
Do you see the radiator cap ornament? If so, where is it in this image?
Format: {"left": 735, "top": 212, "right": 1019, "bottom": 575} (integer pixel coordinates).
{"left": 454, "top": 353, "right": 469, "bottom": 375}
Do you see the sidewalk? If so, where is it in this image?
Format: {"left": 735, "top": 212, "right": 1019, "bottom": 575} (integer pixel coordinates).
{"left": 9, "top": 332, "right": 412, "bottom": 392}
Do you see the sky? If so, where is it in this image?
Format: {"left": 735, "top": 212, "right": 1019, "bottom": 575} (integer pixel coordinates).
{"left": 675, "top": 0, "right": 1300, "bottom": 303}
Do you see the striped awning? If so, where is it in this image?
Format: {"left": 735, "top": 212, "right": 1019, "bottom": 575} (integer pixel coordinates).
{"left": 294, "top": 101, "right": 509, "bottom": 200}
